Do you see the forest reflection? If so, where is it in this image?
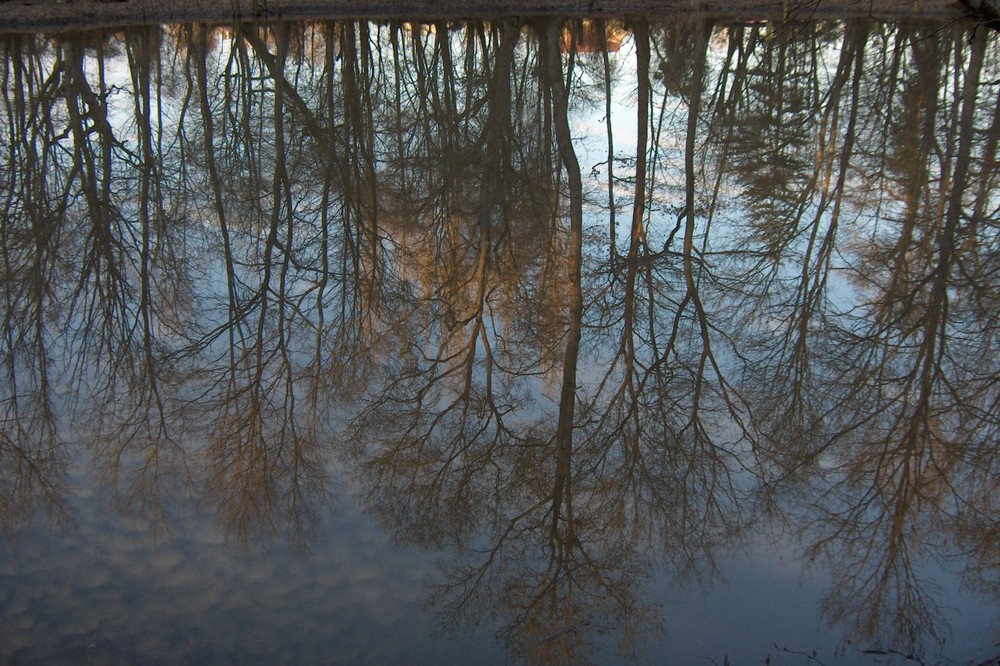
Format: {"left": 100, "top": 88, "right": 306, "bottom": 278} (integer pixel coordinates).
{"left": 2, "top": 15, "right": 999, "bottom": 662}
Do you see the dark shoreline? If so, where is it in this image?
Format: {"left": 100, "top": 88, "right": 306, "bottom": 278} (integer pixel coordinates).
{"left": 0, "top": 0, "right": 970, "bottom": 33}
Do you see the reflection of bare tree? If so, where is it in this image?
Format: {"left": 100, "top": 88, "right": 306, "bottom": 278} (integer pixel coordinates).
{"left": 188, "top": 22, "right": 336, "bottom": 545}
{"left": 579, "top": 19, "right": 758, "bottom": 591}
{"left": 0, "top": 36, "right": 70, "bottom": 530}
{"left": 347, "top": 19, "right": 665, "bottom": 663}
{"left": 347, "top": 18, "right": 756, "bottom": 664}
{"left": 804, "top": 25, "right": 1000, "bottom": 649}
{"left": 1, "top": 29, "right": 190, "bottom": 529}
{"left": 348, "top": 20, "right": 531, "bottom": 546}
{"left": 719, "top": 21, "right": 1000, "bottom": 652}
{"left": 721, "top": 22, "right": 873, "bottom": 482}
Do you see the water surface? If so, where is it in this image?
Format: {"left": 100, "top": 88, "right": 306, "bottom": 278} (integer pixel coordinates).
{"left": 1, "top": 15, "right": 999, "bottom": 664}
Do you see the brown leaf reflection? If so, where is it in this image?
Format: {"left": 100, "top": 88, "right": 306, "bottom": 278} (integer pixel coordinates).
{"left": 1, "top": 14, "right": 1000, "bottom": 663}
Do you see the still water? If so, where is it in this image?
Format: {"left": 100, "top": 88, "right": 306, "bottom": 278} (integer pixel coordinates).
{"left": 1, "top": 15, "right": 999, "bottom": 664}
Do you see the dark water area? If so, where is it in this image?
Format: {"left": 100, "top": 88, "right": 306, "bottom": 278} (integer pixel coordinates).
{"left": 1, "top": 15, "right": 999, "bottom": 664}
